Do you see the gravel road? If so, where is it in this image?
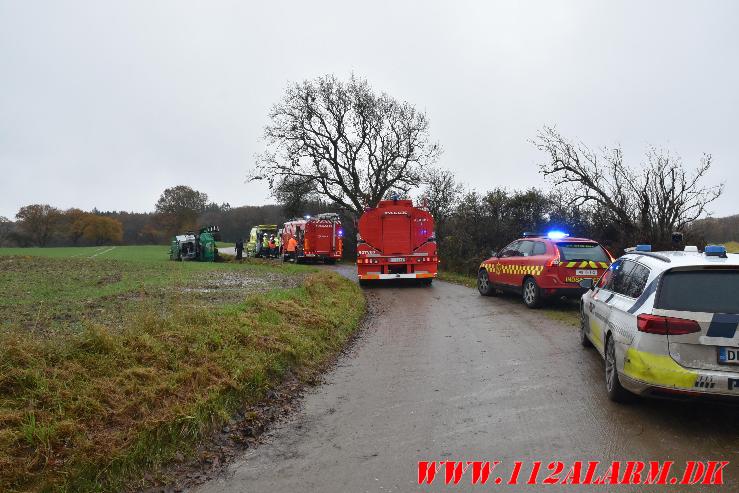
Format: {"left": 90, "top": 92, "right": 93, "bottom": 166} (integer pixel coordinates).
{"left": 193, "top": 264, "right": 739, "bottom": 492}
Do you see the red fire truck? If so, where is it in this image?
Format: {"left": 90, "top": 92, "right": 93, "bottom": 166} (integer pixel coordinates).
{"left": 356, "top": 199, "right": 438, "bottom": 284}
{"left": 281, "top": 213, "right": 343, "bottom": 264}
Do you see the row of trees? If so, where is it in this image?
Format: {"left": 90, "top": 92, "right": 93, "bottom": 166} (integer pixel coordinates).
{"left": 2, "top": 206, "right": 124, "bottom": 247}
{"left": 252, "top": 74, "right": 727, "bottom": 273}
{"left": 690, "top": 214, "right": 739, "bottom": 244}
{"left": 0, "top": 187, "right": 287, "bottom": 248}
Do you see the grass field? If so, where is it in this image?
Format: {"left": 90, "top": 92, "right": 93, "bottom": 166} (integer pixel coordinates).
{"left": 0, "top": 246, "right": 365, "bottom": 492}
{"left": 438, "top": 270, "right": 580, "bottom": 326}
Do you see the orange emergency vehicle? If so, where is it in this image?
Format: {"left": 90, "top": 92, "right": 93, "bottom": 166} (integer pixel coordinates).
{"left": 356, "top": 199, "right": 438, "bottom": 284}
{"left": 280, "top": 213, "right": 343, "bottom": 264}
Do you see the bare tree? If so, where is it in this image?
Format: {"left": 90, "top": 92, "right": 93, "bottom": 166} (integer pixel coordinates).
{"left": 637, "top": 147, "right": 723, "bottom": 242}
{"left": 251, "top": 74, "right": 441, "bottom": 217}
{"left": 533, "top": 126, "right": 723, "bottom": 246}
{"left": 419, "top": 168, "right": 463, "bottom": 227}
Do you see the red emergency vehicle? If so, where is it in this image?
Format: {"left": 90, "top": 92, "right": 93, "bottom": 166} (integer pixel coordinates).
{"left": 281, "top": 213, "right": 343, "bottom": 264}
{"left": 356, "top": 199, "right": 438, "bottom": 284}
{"left": 478, "top": 232, "right": 613, "bottom": 308}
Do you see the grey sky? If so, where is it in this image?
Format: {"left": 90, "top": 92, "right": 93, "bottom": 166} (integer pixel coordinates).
{"left": 1, "top": 0, "right": 737, "bottom": 219}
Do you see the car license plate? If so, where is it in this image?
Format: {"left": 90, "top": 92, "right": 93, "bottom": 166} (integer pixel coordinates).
{"left": 718, "top": 347, "right": 739, "bottom": 365}
{"left": 576, "top": 269, "right": 598, "bottom": 276}
{"left": 389, "top": 257, "right": 406, "bottom": 263}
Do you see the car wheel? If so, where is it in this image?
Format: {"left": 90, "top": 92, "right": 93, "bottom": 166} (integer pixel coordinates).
{"left": 522, "top": 277, "right": 541, "bottom": 308}
{"left": 605, "top": 335, "right": 632, "bottom": 403}
{"left": 477, "top": 269, "right": 495, "bottom": 296}
{"left": 580, "top": 307, "right": 593, "bottom": 348}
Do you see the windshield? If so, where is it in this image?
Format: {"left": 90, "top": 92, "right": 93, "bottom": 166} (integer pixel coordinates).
{"left": 556, "top": 242, "right": 610, "bottom": 262}
{"left": 656, "top": 269, "right": 739, "bottom": 313}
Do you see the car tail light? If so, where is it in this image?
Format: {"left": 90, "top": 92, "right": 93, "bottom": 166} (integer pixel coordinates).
{"left": 546, "top": 252, "right": 560, "bottom": 267}
{"left": 637, "top": 314, "right": 701, "bottom": 335}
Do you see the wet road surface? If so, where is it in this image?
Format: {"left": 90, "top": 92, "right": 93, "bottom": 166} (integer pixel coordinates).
{"left": 194, "top": 264, "right": 739, "bottom": 492}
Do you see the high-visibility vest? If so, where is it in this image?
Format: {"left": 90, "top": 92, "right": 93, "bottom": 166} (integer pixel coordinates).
{"left": 287, "top": 237, "right": 297, "bottom": 252}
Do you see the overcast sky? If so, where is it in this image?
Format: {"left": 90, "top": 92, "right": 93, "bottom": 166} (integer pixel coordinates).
{"left": 1, "top": 0, "right": 737, "bottom": 219}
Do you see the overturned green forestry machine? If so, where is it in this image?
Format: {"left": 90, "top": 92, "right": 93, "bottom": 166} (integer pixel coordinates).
{"left": 169, "top": 226, "right": 220, "bottom": 262}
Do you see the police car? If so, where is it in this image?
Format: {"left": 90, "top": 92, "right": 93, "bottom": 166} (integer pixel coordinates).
{"left": 478, "top": 232, "right": 613, "bottom": 308}
{"left": 579, "top": 244, "right": 739, "bottom": 402}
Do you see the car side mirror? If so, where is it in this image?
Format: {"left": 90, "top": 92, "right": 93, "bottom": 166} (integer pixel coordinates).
{"left": 579, "top": 278, "right": 594, "bottom": 290}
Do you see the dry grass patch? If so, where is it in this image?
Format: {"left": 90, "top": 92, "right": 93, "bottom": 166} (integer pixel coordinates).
{"left": 0, "top": 269, "right": 364, "bottom": 492}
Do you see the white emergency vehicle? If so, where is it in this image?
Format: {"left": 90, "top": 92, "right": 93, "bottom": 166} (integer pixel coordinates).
{"left": 579, "top": 244, "right": 739, "bottom": 402}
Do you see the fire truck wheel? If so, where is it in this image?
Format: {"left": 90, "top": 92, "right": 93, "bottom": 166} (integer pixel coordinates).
{"left": 522, "top": 277, "right": 541, "bottom": 308}
{"left": 420, "top": 278, "right": 432, "bottom": 286}
{"left": 477, "top": 269, "right": 496, "bottom": 296}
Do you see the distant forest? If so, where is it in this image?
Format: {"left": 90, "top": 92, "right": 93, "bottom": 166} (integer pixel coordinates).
{"left": 1, "top": 204, "right": 292, "bottom": 247}
{"left": 0, "top": 186, "right": 347, "bottom": 250}
{"left": 691, "top": 214, "right": 739, "bottom": 243}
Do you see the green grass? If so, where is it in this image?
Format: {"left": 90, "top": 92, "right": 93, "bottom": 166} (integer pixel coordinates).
{"left": 722, "top": 241, "right": 739, "bottom": 253}
{"left": 437, "top": 270, "right": 477, "bottom": 288}
{"left": 0, "top": 247, "right": 365, "bottom": 492}
{"left": 0, "top": 245, "right": 166, "bottom": 262}
{"left": 0, "top": 246, "right": 308, "bottom": 334}
{"left": 438, "top": 269, "right": 579, "bottom": 326}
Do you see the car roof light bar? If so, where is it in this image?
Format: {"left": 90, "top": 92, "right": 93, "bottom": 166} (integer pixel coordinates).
{"left": 705, "top": 245, "right": 728, "bottom": 258}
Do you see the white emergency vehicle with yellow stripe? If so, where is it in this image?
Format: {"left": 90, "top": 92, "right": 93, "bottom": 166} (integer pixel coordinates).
{"left": 579, "top": 244, "right": 739, "bottom": 402}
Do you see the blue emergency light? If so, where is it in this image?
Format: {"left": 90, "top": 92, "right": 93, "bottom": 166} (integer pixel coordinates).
{"left": 546, "top": 231, "right": 569, "bottom": 240}
{"left": 337, "top": 228, "right": 344, "bottom": 237}
{"left": 705, "top": 245, "right": 727, "bottom": 257}
{"left": 635, "top": 244, "right": 652, "bottom": 252}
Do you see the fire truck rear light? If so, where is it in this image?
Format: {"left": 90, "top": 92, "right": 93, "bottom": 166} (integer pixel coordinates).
{"left": 637, "top": 314, "right": 700, "bottom": 335}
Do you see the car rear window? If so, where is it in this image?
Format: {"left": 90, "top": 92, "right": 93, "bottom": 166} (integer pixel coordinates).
{"left": 556, "top": 242, "right": 609, "bottom": 262}
{"left": 656, "top": 269, "right": 739, "bottom": 313}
